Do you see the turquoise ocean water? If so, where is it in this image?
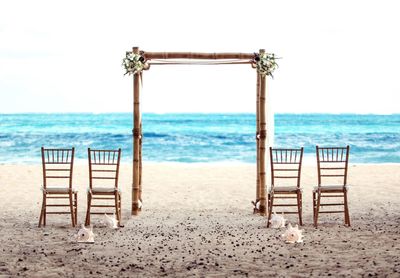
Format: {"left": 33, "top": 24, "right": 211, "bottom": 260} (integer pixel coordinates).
{"left": 0, "top": 113, "right": 399, "bottom": 163}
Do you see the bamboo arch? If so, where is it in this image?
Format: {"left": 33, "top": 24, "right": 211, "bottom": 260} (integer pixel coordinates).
{"left": 130, "top": 47, "right": 270, "bottom": 216}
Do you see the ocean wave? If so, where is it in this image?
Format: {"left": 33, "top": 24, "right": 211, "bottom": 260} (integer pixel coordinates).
{"left": 0, "top": 141, "right": 15, "bottom": 147}
{"left": 0, "top": 113, "right": 399, "bottom": 163}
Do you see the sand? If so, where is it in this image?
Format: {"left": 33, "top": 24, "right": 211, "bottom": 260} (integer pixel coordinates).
{"left": 0, "top": 163, "right": 399, "bottom": 277}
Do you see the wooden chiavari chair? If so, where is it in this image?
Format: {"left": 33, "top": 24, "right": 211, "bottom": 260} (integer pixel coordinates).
{"left": 85, "top": 148, "right": 122, "bottom": 226}
{"left": 38, "top": 147, "right": 77, "bottom": 227}
{"left": 313, "top": 146, "right": 350, "bottom": 228}
{"left": 267, "top": 147, "right": 304, "bottom": 227}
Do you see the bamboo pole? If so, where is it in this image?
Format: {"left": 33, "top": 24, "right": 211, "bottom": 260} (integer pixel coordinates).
{"left": 144, "top": 52, "right": 254, "bottom": 60}
{"left": 258, "top": 49, "right": 267, "bottom": 215}
{"left": 132, "top": 46, "right": 141, "bottom": 216}
{"left": 256, "top": 73, "right": 261, "bottom": 208}
{"left": 138, "top": 120, "right": 143, "bottom": 211}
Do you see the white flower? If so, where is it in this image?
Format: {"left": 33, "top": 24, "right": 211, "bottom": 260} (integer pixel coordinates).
{"left": 122, "top": 51, "right": 148, "bottom": 75}
{"left": 256, "top": 52, "right": 278, "bottom": 77}
{"left": 127, "top": 52, "right": 135, "bottom": 60}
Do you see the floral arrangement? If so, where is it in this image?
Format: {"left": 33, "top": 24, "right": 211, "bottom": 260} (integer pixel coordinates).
{"left": 122, "top": 51, "right": 149, "bottom": 75}
{"left": 253, "top": 52, "right": 278, "bottom": 78}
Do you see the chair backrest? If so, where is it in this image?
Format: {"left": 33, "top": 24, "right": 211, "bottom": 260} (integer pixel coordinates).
{"left": 316, "top": 146, "right": 350, "bottom": 187}
{"left": 41, "top": 147, "right": 74, "bottom": 189}
{"left": 88, "top": 148, "right": 121, "bottom": 189}
{"left": 269, "top": 147, "right": 304, "bottom": 189}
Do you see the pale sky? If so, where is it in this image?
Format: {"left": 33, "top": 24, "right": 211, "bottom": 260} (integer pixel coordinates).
{"left": 0, "top": 0, "right": 399, "bottom": 114}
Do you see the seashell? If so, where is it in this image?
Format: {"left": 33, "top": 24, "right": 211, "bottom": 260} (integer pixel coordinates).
{"left": 75, "top": 224, "right": 95, "bottom": 243}
{"left": 269, "top": 212, "right": 286, "bottom": 228}
{"left": 281, "top": 223, "right": 303, "bottom": 243}
{"left": 104, "top": 213, "right": 119, "bottom": 229}
{"left": 138, "top": 199, "right": 143, "bottom": 209}
{"left": 252, "top": 200, "right": 260, "bottom": 214}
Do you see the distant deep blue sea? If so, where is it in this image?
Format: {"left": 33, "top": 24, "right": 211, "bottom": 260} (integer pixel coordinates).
{"left": 0, "top": 113, "right": 399, "bottom": 163}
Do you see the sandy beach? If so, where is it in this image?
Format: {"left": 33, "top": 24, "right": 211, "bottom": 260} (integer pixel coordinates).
{"left": 0, "top": 163, "right": 399, "bottom": 277}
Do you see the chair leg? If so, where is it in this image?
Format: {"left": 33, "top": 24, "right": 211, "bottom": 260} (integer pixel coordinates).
{"left": 344, "top": 191, "right": 350, "bottom": 226}
{"left": 69, "top": 192, "right": 75, "bottom": 227}
{"left": 74, "top": 193, "right": 78, "bottom": 226}
{"left": 43, "top": 195, "right": 47, "bottom": 226}
{"left": 267, "top": 193, "right": 273, "bottom": 228}
{"left": 314, "top": 191, "right": 321, "bottom": 228}
{"left": 38, "top": 193, "right": 45, "bottom": 227}
{"left": 114, "top": 192, "right": 121, "bottom": 226}
{"left": 297, "top": 191, "right": 303, "bottom": 226}
{"left": 312, "top": 191, "right": 316, "bottom": 227}
{"left": 85, "top": 193, "right": 92, "bottom": 226}
{"left": 118, "top": 192, "right": 122, "bottom": 225}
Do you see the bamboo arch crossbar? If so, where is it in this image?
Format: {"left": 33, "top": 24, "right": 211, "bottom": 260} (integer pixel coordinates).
{"left": 130, "top": 47, "right": 270, "bottom": 216}
{"left": 143, "top": 52, "right": 254, "bottom": 60}
{"left": 148, "top": 59, "right": 252, "bottom": 65}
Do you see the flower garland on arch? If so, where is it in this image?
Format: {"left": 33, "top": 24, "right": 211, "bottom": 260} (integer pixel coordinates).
{"left": 122, "top": 51, "right": 149, "bottom": 75}
{"left": 253, "top": 52, "right": 279, "bottom": 78}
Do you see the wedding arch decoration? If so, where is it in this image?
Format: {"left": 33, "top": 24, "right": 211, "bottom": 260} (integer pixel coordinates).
{"left": 123, "top": 47, "right": 278, "bottom": 216}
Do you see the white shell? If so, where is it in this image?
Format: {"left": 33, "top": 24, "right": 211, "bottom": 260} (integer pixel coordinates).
{"left": 269, "top": 212, "right": 286, "bottom": 228}
{"left": 75, "top": 224, "right": 95, "bottom": 243}
{"left": 104, "top": 213, "right": 119, "bottom": 229}
{"left": 281, "top": 223, "right": 303, "bottom": 243}
{"left": 138, "top": 199, "right": 143, "bottom": 209}
{"left": 252, "top": 200, "right": 260, "bottom": 213}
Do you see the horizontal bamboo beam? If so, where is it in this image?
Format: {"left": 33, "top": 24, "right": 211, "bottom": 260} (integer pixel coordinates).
{"left": 143, "top": 52, "right": 254, "bottom": 60}
{"left": 148, "top": 60, "right": 252, "bottom": 65}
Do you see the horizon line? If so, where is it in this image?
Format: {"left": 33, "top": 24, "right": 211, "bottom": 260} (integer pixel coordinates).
{"left": 0, "top": 112, "right": 399, "bottom": 116}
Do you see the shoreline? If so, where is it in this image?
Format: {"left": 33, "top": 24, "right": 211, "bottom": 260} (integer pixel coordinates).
{"left": 1, "top": 161, "right": 400, "bottom": 166}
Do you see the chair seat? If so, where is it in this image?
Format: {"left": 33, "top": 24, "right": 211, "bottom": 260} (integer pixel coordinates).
{"left": 313, "top": 185, "right": 348, "bottom": 192}
{"left": 89, "top": 187, "right": 120, "bottom": 194}
{"left": 269, "top": 186, "right": 301, "bottom": 193}
{"left": 42, "top": 187, "right": 78, "bottom": 194}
